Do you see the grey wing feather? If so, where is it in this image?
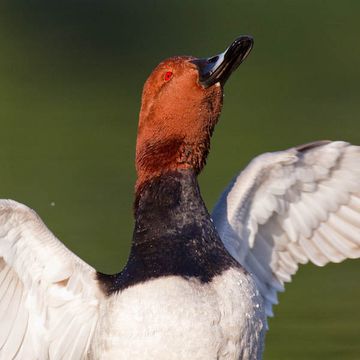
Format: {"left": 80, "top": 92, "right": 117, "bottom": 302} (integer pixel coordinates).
{"left": 0, "top": 200, "right": 101, "bottom": 359}
{"left": 212, "top": 141, "right": 360, "bottom": 317}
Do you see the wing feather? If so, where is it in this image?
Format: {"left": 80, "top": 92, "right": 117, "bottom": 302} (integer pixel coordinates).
{"left": 1, "top": 279, "right": 23, "bottom": 359}
{"left": 0, "top": 200, "right": 101, "bottom": 359}
{"left": 212, "top": 141, "right": 360, "bottom": 318}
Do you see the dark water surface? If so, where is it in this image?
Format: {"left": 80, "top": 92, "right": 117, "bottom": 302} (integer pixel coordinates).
{"left": 0, "top": 1, "right": 359, "bottom": 358}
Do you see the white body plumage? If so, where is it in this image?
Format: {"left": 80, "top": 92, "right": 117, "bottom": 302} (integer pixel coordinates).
{"left": 90, "top": 269, "right": 265, "bottom": 360}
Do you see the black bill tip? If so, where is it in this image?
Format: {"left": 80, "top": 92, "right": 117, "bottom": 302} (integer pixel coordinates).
{"left": 191, "top": 36, "right": 253, "bottom": 88}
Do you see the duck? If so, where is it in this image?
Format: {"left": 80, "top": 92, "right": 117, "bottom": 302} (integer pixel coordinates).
{"left": 0, "top": 35, "right": 359, "bottom": 360}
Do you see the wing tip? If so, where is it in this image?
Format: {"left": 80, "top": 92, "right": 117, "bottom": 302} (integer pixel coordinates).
{"left": 295, "top": 140, "right": 332, "bottom": 153}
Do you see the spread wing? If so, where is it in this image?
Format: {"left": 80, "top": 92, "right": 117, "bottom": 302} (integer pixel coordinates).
{"left": 0, "top": 200, "right": 101, "bottom": 359}
{"left": 212, "top": 141, "right": 360, "bottom": 318}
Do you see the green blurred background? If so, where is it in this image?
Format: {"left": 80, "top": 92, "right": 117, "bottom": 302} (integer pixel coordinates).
{"left": 1, "top": 0, "right": 359, "bottom": 358}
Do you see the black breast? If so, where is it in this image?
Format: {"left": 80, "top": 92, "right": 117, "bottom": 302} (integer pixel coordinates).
{"left": 97, "top": 169, "right": 241, "bottom": 295}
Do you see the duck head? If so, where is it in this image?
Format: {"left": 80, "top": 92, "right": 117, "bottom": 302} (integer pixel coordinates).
{"left": 136, "top": 36, "right": 253, "bottom": 191}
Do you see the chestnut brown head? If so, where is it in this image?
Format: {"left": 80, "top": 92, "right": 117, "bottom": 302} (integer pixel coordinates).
{"left": 135, "top": 36, "right": 253, "bottom": 190}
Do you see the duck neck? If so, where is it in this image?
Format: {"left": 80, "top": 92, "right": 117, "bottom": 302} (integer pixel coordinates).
{"left": 98, "top": 169, "right": 239, "bottom": 295}
{"left": 128, "top": 169, "right": 237, "bottom": 282}
{"left": 133, "top": 169, "right": 211, "bottom": 248}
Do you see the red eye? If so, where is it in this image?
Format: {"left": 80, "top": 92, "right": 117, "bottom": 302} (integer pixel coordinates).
{"left": 164, "top": 71, "right": 173, "bottom": 81}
